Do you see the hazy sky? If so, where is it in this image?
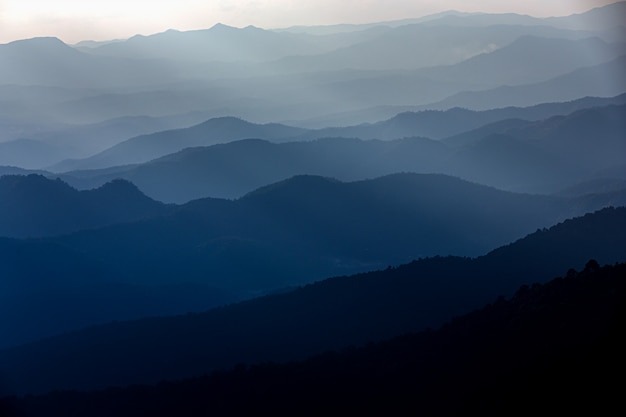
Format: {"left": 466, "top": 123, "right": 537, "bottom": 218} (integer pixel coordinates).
{"left": 0, "top": 0, "right": 621, "bottom": 44}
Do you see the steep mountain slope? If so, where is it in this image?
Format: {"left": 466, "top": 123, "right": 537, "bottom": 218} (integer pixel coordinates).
{"left": 46, "top": 173, "right": 621, "bottom": 289}
{"left": 0, "top": 174, "right": 168, "bottom": 238}
{"left": 2, "top": 260, "right": 622, "bottom": 416}
{"left": 446, "top": 104, "right": 626, "bottom": 192}
{"left": 0, "top": 173, "right": 623, "bottom": 348}
{"left": 0, "top": 207, "right": 623, "bottom": 396}
{"left": 0, "top": 112, "right": 212, "bottom": 170}
{"left": 278, "top": 33, "right": 624, "bottom": 110}
{"left": 54, "top": 117, "right": 307, "bottom": 171}
{"left": 61, "top": 137, "right": 450, "bottom": 202}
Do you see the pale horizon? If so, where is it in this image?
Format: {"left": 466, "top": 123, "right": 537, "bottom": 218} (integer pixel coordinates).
{"left": 0, "top": 0, "right": 622, "bottom": 45}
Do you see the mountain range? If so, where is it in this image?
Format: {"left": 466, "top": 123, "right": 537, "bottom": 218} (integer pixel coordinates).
{"left": 0, "top": 174, "right": 167, "bottom": 238}
{"left": 50, "top": 117, "right": 306, "bottom": 171}
{"left": 46, "top": 103, "right": 626, "bottom": 202}
{"left": 0, "top": 206, "right": 623, "bottom": 395}
{"left": 1, "top": 1, "right": 624, "bottom": 163}
{"left": 1, "top": 2, "right": 625, "bottom": 408}
{"left": 0, "top": 173, "right": 624, "bottom": 348}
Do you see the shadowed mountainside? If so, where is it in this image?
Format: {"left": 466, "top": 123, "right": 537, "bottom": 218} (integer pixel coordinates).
{"left": 26, "top": 173, "right": 625, "bottom": 289}
{"left": 50, "top": 117, "right": 307, "bottom": 171}
{"left": 0, "top": 207, "right": 624, "bottom": 396}
{"left": 2, "top": 260, "right": 622, "bottom": 416}
{"left": 0, "top": 174, "right": 169, "bottom": 238}
{"left": 429, "top": 54, "right": 626, "bottom": 110}
{"left": 0, "top": 112, "right": 212, "bottom": 169}
{"left": 1, "top": 173, "right": 624, "bottom": 348}
{"left": 304, "top": 93, "right": 626, "bottom": 139}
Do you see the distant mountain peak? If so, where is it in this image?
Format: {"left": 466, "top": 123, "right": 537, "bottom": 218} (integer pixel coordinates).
{"left": 89, "top": 178, "right": 160, "bottom": 204}
{"left": 193, "top": 116, "right": 254, "bottom": 129}
{"left": 243, "top": 25, "right": 263, "bottom": 31}
{"left": 6, "top": 36, "right": 65, "bottom": 47}
{"left": 240, "top": 174, "right": 341, "bottom": 200}
{"left": 210, "top": 23, "right": 237, "bottom": 31}
{"left": 2, "top": 36, "right": 79, "bottom": 55}
{"left": 203, "top": 115, "right": 247, "bottom": 123}
{"left": 96, "top": 178, "right": 143, "bottom": 193}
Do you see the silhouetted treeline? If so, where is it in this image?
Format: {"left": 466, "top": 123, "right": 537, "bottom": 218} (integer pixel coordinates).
{"left": 2, "top": 260, "right": 623, "bottom": 416}
{"left": 0, "top": 174, "right": 167, "bottom": 238}
{"left": 0, "top": 207, "right": 624, "bottom": 396}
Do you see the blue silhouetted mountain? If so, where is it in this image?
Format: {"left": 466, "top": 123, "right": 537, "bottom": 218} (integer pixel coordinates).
{"left": 56, "top": 103, "right": 626, "bottom": 201}
{"left": 2, "top": 24, "right": 623, "bottom": 154}
{"left": 278, "top": 34, "right": 625, "bottom": 110}
{"left": 544, "top": 0, "right": 626, "bottom": 32}
{"left": 0, "top": 174, "right": 168, "bottom": 238}
{"left": 48, "top": 172, "right": 623, "bottom": 287}
{"left": 414, "top": 36, "right": 625, "bottom": 87}
{"left": 2, "top": 3, "right": 624, "bottom": 138}
{"left": 301, "top": 91, "right": 626, "bottom": 130}
{"left": 2, "top": 259, "right": 622, "bottom": 416}
{"left": 306, "top": 92, "right": 626, "bottom": 137}
{"left": 2, "top": 112, "right": 212, "bottom": 170}
{"left": 79, "top": 23, "right": 359, "bottom": 63}
{"left": 1, "top": 173, "right": 623, "bottom": 349}
{"left": 445, "top": 104, "right": 626, "bottom": 192}
{"left": 312, "top": 34, "right": 626, "bottom": 110}
{"left": 77, "top": 15, "right": 614, "bottom": 74}
{"left": 308, "top": 108, "right": 529, "bottom": 141}
{"left": 55, "top": 117, "right": 308, "bottom": 170}
{"left": 414, "top": 1, "right": 626, "bottom": 32}
{"left": 0, "top": 37, "right": 177, "bottom": 88}
{"left": 0, "top": 207, "right": 623, "bottom": 395}
{"left": 60, "top": 137, "right": 449, "bottom": 202}
{"left": 0, "top": 38, "right": 83, "bottom": 87}
{"left": 268, "top": 22, "right": 609, "bottom": 73}
{"left": 442, "top": 118, "right": 533, "bottom": 148}
{"left": 17, "top": 93, "right": 626, "bottom": 173}
{"left": 0, "top": 166, "right": 48, "bottom": 177}
{"left": 429, "top": 54, "right": 626, "bottom": 110}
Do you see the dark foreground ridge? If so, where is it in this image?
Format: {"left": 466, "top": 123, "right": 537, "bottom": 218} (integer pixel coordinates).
{"left": 0, "top": 206, "right": 624, "bottom": 396}
{"left": 2, "top": 260, "right": 624, "bottom": 416}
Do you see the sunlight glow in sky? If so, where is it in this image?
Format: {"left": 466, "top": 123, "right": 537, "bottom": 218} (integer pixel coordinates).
{"left": 0, "top": 0, "right": 621, "bottom": 44}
